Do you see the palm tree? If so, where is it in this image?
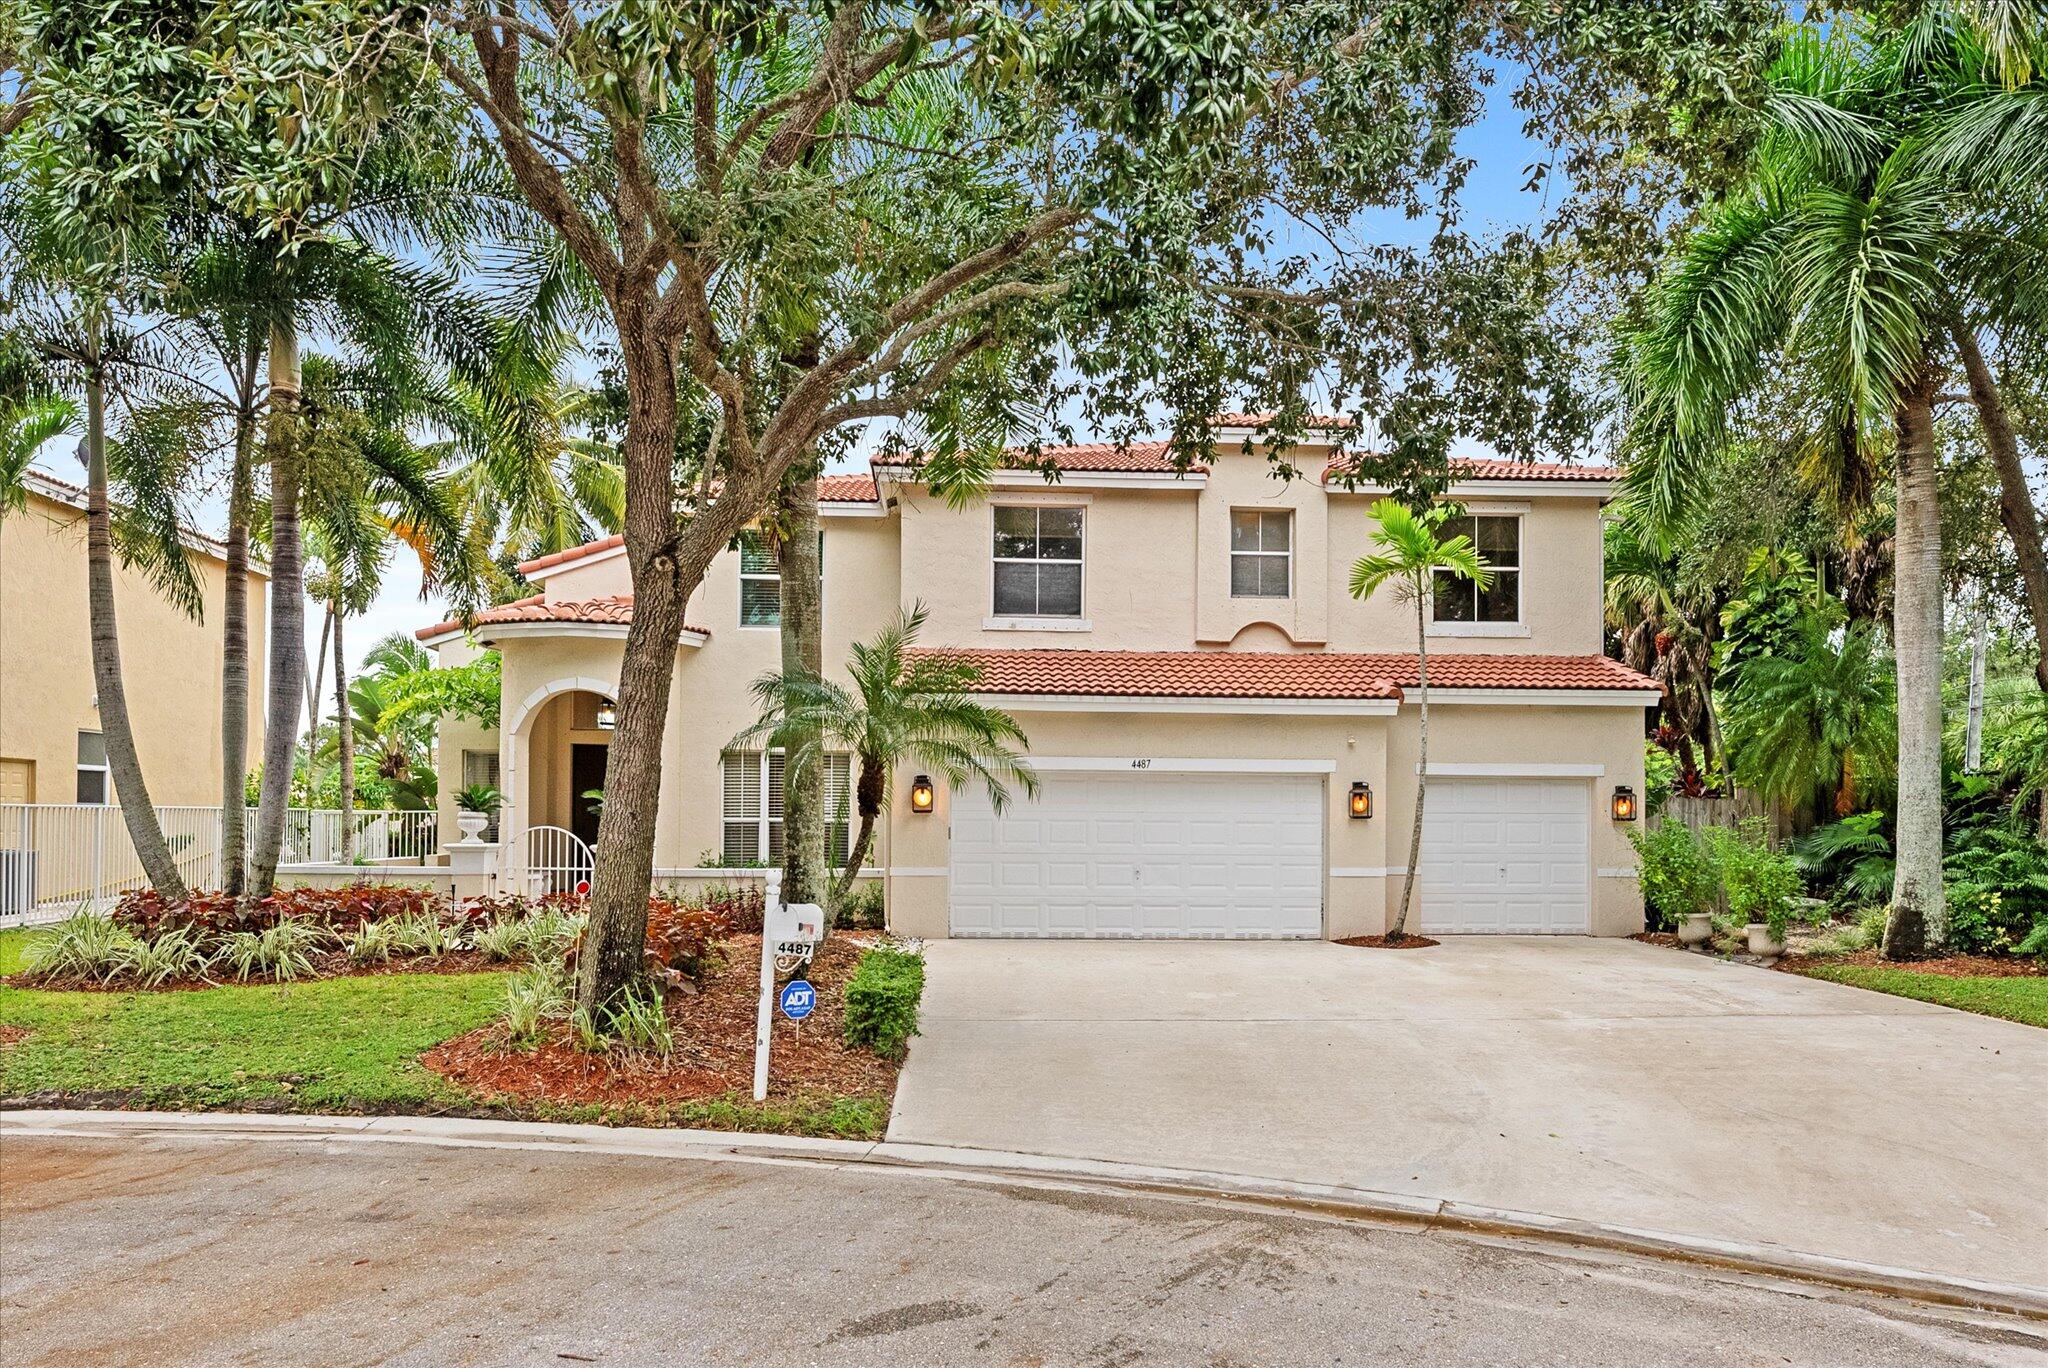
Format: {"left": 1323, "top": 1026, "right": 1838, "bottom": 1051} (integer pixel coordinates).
{"left": 0, "top": 391, "right": 73, "bottom": 512}
{"left": 1724, "top": 619, "right": 1897, "bottom": 822}
{"left": 734, "top": 605, "right": 1037, "bottom": 929}
{"left": 1610, "top": 18, "right": 2048, "bottom": 956}
{"left": 1349, "top": 498, "right": 1490, "bottom": 943}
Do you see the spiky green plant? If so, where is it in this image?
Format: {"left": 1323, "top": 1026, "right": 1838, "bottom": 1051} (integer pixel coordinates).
{"left": 118, "top": 927, "right": 209, "bottom": 988}
{"left": 24, "top": 913, "right": 141, "bottom": 983}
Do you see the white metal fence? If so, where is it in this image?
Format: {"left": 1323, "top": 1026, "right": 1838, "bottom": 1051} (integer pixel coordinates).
{"left": 0, "top": 804, "right": 439, "bottom": 925}
{"left": 521, "top": 825, "right": 594, "bottom": 898}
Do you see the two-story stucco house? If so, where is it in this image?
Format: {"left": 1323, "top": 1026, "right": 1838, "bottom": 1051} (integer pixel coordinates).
{"left": 418, "top": 424, "right": 1660, "bottom": 940}
{"left": 1, "top": 469, "right": 268, "bottom": 809}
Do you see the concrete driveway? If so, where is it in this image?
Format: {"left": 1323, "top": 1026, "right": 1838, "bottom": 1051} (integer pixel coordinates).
{"left": 888, "top": 937, "right": 2048, "bottom": 1293}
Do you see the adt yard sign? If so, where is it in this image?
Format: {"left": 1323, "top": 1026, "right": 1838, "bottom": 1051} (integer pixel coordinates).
{"left": 779, "top": 979, "right": 816, "bottom": 1021}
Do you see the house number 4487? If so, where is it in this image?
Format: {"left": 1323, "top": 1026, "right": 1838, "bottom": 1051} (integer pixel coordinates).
{"left": 1129, "top": 758, "right": 1152, "bottom": 768}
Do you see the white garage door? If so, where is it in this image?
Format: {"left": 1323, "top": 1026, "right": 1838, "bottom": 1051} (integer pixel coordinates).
{"left": 949, "top": 771, "right": 1323, "bottom": 938}
{"left": 1418, "top": 778, "right": 1590, "bottom": 934}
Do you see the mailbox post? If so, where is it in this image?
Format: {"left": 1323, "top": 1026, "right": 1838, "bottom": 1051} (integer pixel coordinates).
{"left": 753, "top": 870, "right": 822, "bottom": 1101}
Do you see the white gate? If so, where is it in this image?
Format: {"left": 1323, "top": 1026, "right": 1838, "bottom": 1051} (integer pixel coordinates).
{"left": 524, "top": 825, "right": 594, "bottom": 897}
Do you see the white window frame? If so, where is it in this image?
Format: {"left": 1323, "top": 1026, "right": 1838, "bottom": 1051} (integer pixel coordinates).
{"left": 736, "top": 530, "right": 824, "bottom": 630}
{"left": 989, "top": 502, "right": 1086, "bottom": 624}
{"left": 75, "top": 730, "right": 109, "bottom": 805}
{"left": 1428, "top": 509, "right": 1527, "bottom": 637}
{"left": 1229, "top": 508, "right": 1293, "bottom": 599}
{"left": 721, "top": 750, "right": 853, "bottom": 866}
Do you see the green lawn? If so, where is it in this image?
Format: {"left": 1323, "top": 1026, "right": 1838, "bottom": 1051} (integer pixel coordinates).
{"left": 1795, "top": 964, "right": 2048, "bottom": 1029}
{"left": 1, "top": 963, "right": 511, "bottom": 1111}
{"left": 0, "top": 928, "right": 893, "bottom": 1137}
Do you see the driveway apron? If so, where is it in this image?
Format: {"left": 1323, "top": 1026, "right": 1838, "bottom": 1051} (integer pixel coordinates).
{"left": 887, "top": 937, "right": 2048, "bottom": 1293}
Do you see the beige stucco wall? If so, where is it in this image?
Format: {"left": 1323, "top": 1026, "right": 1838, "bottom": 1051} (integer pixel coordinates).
{"left": 1325, "top": 491, "right": 1607, "bottom": 656}
{"left": 0, "top": 487, "right": 268, "bottom": 808}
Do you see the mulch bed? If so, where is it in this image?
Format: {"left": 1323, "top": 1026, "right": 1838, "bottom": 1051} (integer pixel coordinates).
{"left": 1334, "top": 933, "right": 1441, "bottom": 949}
{"left": 0, "top": 1024, "right": 28, "bottom": 1046}
{"left": 1776, "top": 949, "right": 2046, "bottom": 979}
{"left": 422, "top": 933, "right": 901, "bottom": 1108}
{"left": 4, "top": 948, "right": 503, "bottom": 993}
{"left": 1630, "top": 932, "right": 1680, "bottom": 948}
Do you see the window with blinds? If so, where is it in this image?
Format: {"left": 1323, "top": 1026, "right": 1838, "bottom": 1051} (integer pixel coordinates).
{"left": 721, "top": 750, "right": 853, "bottom": 867}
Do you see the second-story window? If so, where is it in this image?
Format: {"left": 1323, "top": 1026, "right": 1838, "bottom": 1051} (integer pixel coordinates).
{"left": 738, "top": 530, "right": 822, "bottom": 627}
{"left": 75, "top": 731, "right": 108, "bottom": 805}
{"left": 992, "top": 505, "right": 1084, "bottom": 618}
{"left": 1230, "top": 510, "right": 1292, "bottom": 598}
{"left": 1432, "top": 514, "right": 1520, "bottom": 623}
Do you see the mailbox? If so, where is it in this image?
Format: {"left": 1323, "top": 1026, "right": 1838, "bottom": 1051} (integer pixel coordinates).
{"left": 764, "top": 900, "right": 823, "bottom": 956}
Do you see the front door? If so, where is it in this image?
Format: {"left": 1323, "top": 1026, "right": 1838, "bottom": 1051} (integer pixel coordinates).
{"left": 570, "top": 744, "right": 609, "bottom": 851}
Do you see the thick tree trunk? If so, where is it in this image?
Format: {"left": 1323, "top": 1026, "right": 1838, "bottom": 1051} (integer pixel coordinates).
{"left": 333, "top": 603, "right": 354, "bottom": 863}
{"left": 81, "top": 362, "right": 187, "bottom": 899}
{"left": 1953, "top": 327, "right": 2048, "bottom": 693}
{"left": 574, "top": 322, "right": 689, "bottom": 1016}
{"left": 219, "top": 387, "right": 256, "bottom": 894}
{"left": 777, "top": 477, "right": 827, "bottom": 919}
{"left": 1883, "top": 371, "right": 1946, "bottom": 960}
{"left": 249, "top": 322, "right": 305, "bottom": 896}
{"left": 1389, "top": 591, "right": 1427, "bottom": 941}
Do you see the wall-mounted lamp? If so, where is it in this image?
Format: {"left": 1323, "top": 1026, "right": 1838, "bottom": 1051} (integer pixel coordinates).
{"left": 595, "top": 699, "right": 617, "bottom": 730}
{"left": 1348, "top": 781, "right": 1373, "bottom": 819}
{"left": 1610, "top": 785, "right": 1638, "bottom": 822}
{"left": 910, "top": 775, "right": 935, "bottom": 814}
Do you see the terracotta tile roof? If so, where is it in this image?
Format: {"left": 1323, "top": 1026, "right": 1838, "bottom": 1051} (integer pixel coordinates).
{"left": 818, "top": 473, "right": 881, "bottom": 501}
{"left": 1322, "top": 455, "right": 1619, "bottom": 484}
{"left": 911, "top": 648, "right": 1658, "bottom": 699}
{"left": 416, "top": 594, "right": 703, "bottom": 642}
{"left": 878, "top": 440, "right": 1190, "bottom": 475}
{"left": 1210, "top": 412, "right": 1355, "bottom": 429}
{"left": 516, "top": 535, "right": 624, "bottom": 576}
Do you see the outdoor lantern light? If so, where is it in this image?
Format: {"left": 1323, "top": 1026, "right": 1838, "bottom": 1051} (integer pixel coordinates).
{"left": 1348, "top": 781, "right": 1373, "bottom": 819}
{"left": 1611, "top": 785, "right": 1638, "bottom": 822}
{"left": 595, "top": 699, "right": 617, "bottom": 730}
{"left": 910, "top": 775, "right": 935, "bottom": 813}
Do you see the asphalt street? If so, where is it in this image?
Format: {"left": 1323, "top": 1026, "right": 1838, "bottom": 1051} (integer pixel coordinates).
{"left": 3, "top": 1130, "right": 2043, "bottom": 1366}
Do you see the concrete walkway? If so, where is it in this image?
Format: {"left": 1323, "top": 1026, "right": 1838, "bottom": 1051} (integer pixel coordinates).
{"left": 888, "top": 937, "right": 2048, "bottom": 1294}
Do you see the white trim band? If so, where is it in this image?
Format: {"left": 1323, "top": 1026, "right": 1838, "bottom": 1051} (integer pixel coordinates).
{"left": 986, "top": 694, "right": 1400, "bottom": 716}
{"left": 1021, "top": 757, "right": 1338, "bottom": 775}
{"left": 1419, "top": 762, "right": 1606, "bottom": 777}
{"left": 1331, "top": 867, "right": 1405, "bottom": 878}
{"left": 1427, "top": 688, "right": 1662, "bottom": 707}
{"left": 1597, "top": 867, "right": 1639, "bottom": 879}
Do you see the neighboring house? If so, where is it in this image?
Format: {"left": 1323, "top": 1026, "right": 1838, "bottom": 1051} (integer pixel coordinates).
{"left": 418, "top": 423, "right": 1659, "bottom": 940}
{"left": 0, "top": 469, "right": 268, "bottom": 810}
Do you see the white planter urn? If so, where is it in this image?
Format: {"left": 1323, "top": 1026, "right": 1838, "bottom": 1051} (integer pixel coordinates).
{"left": 1746, "top": 922, "right": 1784, "bottom": 958}
{"left": 1677, "top": 912, "right": 1713, "bottom": 949}
{"left": 455, "top": 810, "right": 489, "bottom": 846}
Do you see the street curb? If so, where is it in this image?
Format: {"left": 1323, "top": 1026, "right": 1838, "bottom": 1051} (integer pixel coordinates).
{"left": 7, "top": 1108, "right": 2044, "bottom": 1321}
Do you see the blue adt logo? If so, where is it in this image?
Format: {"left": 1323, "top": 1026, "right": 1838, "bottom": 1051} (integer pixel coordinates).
{"left": 779, "top": 979, "right": 817, "bottom": 1021}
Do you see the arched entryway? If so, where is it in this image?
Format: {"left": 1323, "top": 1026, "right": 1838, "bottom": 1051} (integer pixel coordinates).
{"left": 519, "top": 688, "right": 614, "bottom": 850}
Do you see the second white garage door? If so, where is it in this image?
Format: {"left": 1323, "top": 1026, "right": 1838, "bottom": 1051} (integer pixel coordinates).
{"left": 1417, "top": 777, "right": 1591, "bottom": 934}
{"left": 948, "top": 771, "right": 1323, "bottom": 938}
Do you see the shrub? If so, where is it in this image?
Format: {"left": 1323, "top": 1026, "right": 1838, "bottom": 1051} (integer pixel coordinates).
{"left": 471, "top": 918, "right": 533, "bottom": 962}
{"left": 24, "top": 913, "right": 143, "bottom": 983}
{"left": 1943, "top": 828, "right": 2048, "bottom": 955}
{"left": 626, "top": 900, "right": 732, "bottom": 985}
{"left": 387, "top": 910, "right": 460, "bottom": 957}
{"left": 118, "top": 927, "right": 209, "bottom": 987}
{"left": 699, "top": 881, "right": 765, "bottom": 933}
{"left": 1630, "top": 822, "right": 1717, "bottom": 930}
{"left": 843, "top": 945, "right": 926, "bottom": 1060}
{"left": 602, "top": 981, "right": 674, "bottom": 1056}
{"left": 1791, "top": 814, "right": 1894, "bottom": 909}
{"left": 214, "top": 920, "right": 325, "bottom": 982}
{"left": 114, "top": 884, "right": 443, "bottom": 939}
{"left": 343, "top": 919, "right": 400, "bottom": 965}
{"left": 503, "top": 957, "right": 572, "bottom": 1047}
{"left": 1703, "top": 822, "right": 1810, "bottom": 942}
{"left": 836, "top": 881, "right": 886, "bottom": 931}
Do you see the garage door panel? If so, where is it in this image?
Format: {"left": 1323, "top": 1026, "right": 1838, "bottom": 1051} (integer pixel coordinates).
{"left": 1420, "top": 778, "right": 1590, "bottom": 935}
{"left": 950, "top": 771, "right": 1323, "bottom": 938}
